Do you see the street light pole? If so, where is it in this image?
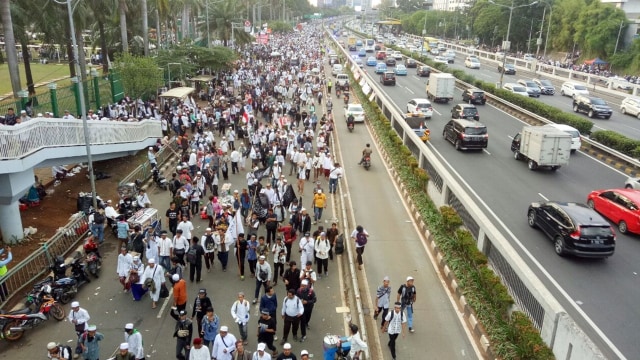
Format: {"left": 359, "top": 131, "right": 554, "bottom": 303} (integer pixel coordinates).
{"left": 56, "top": 0, "right": 98, "bottom": 209}
{"left": 489, "top": 0, "right": 538, "bottom": 88}
{"left": 543, "top": 5, "right": 552, "bottom": 58}
{"left": 535, "top": 6, "right": 546, "bottom": 58}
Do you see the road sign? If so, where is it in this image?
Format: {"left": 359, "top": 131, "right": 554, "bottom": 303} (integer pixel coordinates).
{"left": 244, "top": 20, "right": 251, "bottom": 33}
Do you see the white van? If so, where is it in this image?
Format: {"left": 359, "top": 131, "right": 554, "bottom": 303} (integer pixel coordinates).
{"left": 332, "top": 64, "right": 343, "bottom": 76}
{"left": 544, "top": 123, "right": 581, "bottom": 153}
{"left": 336, "top": 74, "right": 349, "bottom": 87}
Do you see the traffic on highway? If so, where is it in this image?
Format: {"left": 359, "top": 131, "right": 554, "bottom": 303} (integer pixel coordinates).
{"left": 340, "top": 26, "right": 640, "bottom": 358}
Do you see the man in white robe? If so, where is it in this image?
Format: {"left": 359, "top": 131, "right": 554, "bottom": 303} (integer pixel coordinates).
{"left": 211, "top": 326, "right": 237, "bottom": 360}
{"left": 140, "top": 258, "right": 165, "bottom": 308}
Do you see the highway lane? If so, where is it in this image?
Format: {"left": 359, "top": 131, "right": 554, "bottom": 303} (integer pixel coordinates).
{"left": 348, "top": 55, "right": 640, "bottom": 357}
{"left": 346, "top": 35, "right": 640, "bottom": 139}
{"left": 442, "top": 54, "right": 640, "bottom": 138}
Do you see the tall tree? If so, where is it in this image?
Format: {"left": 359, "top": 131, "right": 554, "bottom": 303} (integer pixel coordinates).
{"left": 141, "top": 0, "right": 149, "bottom": 55}
{"left": 10, "top": 0, "right": 36, "bottom": 95}
{"left": 0, "top": 0, "right": 22, "bottom": 98}
{"left": 119, "top": 0, "right": 129, "bottom": 52}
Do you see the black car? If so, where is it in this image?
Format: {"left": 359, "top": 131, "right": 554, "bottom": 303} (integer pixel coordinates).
{"left": 442, "top": 119, "right": 488, "bottom": 151}
{"left": 417, "top": 65, "right": 431, "bottom": 77}
{"left": 385, "top": 58, "right": 396, "bottom": 66}
{"left": 406, "top": 58, "right": 417, "bottom": 68}
{"left": 451, "top": 104, "right": 480, "bottom": 121}
{"left": 572, "top": 95, "right": 612, "bottom": 119}
{"left": 533, "top": 78, "right": 555, "bottom": 95}
{"left": 498, "top": 63, "right": 516, "bottom": 75}
{"left": 527, "top": 201, "right": 616, "bottom": 258}
{"left": 380, "top": 72, "right": 396, "bottom": 86}
{"left": 348, "top": 44, "right": 357, "bottom": 51}
{"left": 374, "top": 43, "right": 382, "bottom": 51}
{"left": 462, "top": 89, "right": 486, "bottom": 105}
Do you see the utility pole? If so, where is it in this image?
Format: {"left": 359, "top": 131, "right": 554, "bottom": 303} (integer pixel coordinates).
{"left": 535, "top": 6, "right": 545, "bottom": 58}
{"left": 614, "top": 20, "right": 625, "bottom": 55}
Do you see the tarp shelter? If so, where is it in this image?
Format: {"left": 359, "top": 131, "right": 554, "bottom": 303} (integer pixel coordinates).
{"left": 584, "top": 57, "right": 608, "bottom": 65}
{"left": 190, "top": 75, "right": 214, "bottom": 82}
{"left": 159, "top": 86, "right": 195, "bottom": 99}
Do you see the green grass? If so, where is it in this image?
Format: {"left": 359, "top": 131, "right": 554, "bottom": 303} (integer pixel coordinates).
{"left": 0, "top": 62, "right": 72, "bottom": 97}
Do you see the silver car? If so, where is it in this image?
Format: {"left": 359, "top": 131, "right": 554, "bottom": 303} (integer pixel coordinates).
{"left": 620, "top": 96, "right": 640, "bottom": 118}
{"left": 625, "top": 177, "right": 640, "bottom": 190}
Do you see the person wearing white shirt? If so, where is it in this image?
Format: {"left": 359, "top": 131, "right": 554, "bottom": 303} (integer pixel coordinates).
{"left": 211, "top": 326, "right": 237, "bottom": 360}
{"left": 157, "top": 231, "right": 173, "bottom": 271}
{"left": 350, "top": 225, "right": 369, "bottom": 270}
{"left": 177, "top": 216, "right": 195, "bottom": 240}
{"left": 214, "top": 227, "right": 234, "bottom": 271}
{"left": 347, "top": 323, "right": 368, "bottom": 360}
{"left": 230, "top": 149, "right": 241, "bottom": 174}
{"left": 188, "top": 338, "right": 210, "bottom": 360}
{"left": 328, "top": 163, "right": 343, "bottom": 195}
{"left": 136, "top": 189, "right": 151, "bottom": 208}
{"left": 124, "top": 323, "right": 144, "bottom": 360}
{"left": 104, "top": 200, "right": 120, "bottom": 220}
{"left": 172, "top": 230, "right": 190, "bottom": 266}
{"left": 231, "top": 292, "right": 251, "bottom": 344}
{"left": 382, "top": 302, "right": 407, "bottom": 360}
{"left": 117, "top": 247, "right": 133, "bottom": 291}
{"left": 298, "top": 234, "right": 314, "bottom": 270}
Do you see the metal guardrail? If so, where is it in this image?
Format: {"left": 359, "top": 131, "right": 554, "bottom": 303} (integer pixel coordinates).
{"left": 0, "top": 118, "right": 163, "bottom": 161}
{"left": 334, "top": 31, "right": 618, "bottom": 359}
{"left": 119, "top": 141, "right": 180, "bottom": 186}
{"left": 0, "top": 213, "right": 89, "bottom": 309}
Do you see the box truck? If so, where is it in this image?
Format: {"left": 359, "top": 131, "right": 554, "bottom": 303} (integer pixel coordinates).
{"left": 426, "top": 73, "right": 455, "bottom": 103}
{"left": 511, "top": 126, "right": 572, "bottom": 171}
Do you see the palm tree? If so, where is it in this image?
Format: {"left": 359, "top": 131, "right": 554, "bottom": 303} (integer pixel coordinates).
{"left": 9, "top": 0, "right": 36, "bottom": 95}
{"left": 0, "top": 0, "right": 22, "bottom": 98}
{"left": 141, "top": 0, "right": 149, "bottom": 56}
{"left": 203, "top": 0, "right": 251, "bottom": 46}
{"left": 118, "top": 0, "right": 128, "bottom": 52}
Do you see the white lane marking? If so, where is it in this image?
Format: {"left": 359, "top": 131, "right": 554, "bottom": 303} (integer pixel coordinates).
{"left": 405, "top": 86, "right": 414, "bottom": 94}
{"left": 157, "top": 288, "right": 174, "bottom": 318}
{"left": 538, "top": 193, "right": 549, "bottom": 201}
{"left": 483, "top": 149, "right": 491, "bottom": 155}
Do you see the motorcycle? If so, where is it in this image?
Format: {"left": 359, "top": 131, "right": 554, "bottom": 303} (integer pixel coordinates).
{"left": 1, "top": 285, "right": 65, "bottom": 341}
{"left": 45, "top": 256, "right": 91, "bottom": 304}
{"left": 362, "top": 156, "right": 371, "bottom": 170}
{"left": 343, "top": 92, "right": 350, "bottom": 106}
{"left": 347, "top": 122, "right": 354, "bottom": 132}
{"left": 83, "top": 238, "right": 102, "bottom": 278}
{"left": 152, "top": 164, "right": 168, "bottom": 191}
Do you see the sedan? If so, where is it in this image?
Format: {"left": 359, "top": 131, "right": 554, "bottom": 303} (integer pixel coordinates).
{"left": 355, "top": 58, "right": 364, "bottom": 68}
{"left": 375, "top": 63, "right": 387, "bottom": 74}
{"left": 358, "top": 49, "right": 367, "bottom": 57}
{"left": 464, "top": 57, "right": 481, "bottom": 69}
{"left": 527, "top": 201, "right": 616, "bottom": 258}
{"left": 417, "top": 65, "right": 431, "bottom": 77}
{"left": 406, "top": 58, "right": 417, "bottom": 68}
{"left": 348, "top": 44, "right": 357, "bottom": 51}
{"left": 533, "top": 78, "right": 555, "bottom": 95}
{"left": 498, "top": 63, "right": 516, "bottom": 75}
{"left": 624, "top": 177, "right": 640, "bottom": 190}
{"left": 385, "top": 58, "right": 396, "bottom": 66}
{"left": 393, "top": 51, "right": 403, "bottom": 60}
{"left": 345, "top": 104, "right": 365, "bottom": 123}
{"left": 430, "top": 48, "right": 440, "bottom": 56}
{"left": 433, "top": 56, "right": 448, "bottom": 64}
{"left": 517, "top": 79, "right": 541, "bottom": 97}
{"left": 394, "top": 64, "right": 408, "bottom": 76}
{"left": 406, "top": 98, "right": 433, "bottom": 119}
{"left": 366, "top": 57, "right": 377, "bottom": 66}
{"left": 503, "top": 83, "right": 529, "bottom": 97}
{"left": 587, "top": 189, "right": 640, "bottom": 234}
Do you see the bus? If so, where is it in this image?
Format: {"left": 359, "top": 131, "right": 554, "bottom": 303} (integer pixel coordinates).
{"left": 364, "top": 38, "right": 375, "bottom": 52}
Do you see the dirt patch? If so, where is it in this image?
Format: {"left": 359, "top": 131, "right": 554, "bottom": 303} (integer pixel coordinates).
{"left": 7, "top": 150, "right": 148, "bottom": 264}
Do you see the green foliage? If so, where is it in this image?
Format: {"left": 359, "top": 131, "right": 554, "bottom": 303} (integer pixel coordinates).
{"left": 440, "top": 206, "right": 463, "bottom": 233}
{"left": 156, "top": 45, "right": 236, "bottom": 81}
{"left": 591, "top": 130, "right": 640, "bottom": 157}
{"left": 574, "top": 1, "right": 627, "bottom": 59}
{"left": 510, "top": 312, "right": 556, "bottom": 359}
{"left": 609, "top": 38, "right": 640, "bottom": 74}
{"left": 269, "top": 21, "right": 294, "bottom": 33}
{"left": 112, "top": 53, "right": 162, "bottom": 100}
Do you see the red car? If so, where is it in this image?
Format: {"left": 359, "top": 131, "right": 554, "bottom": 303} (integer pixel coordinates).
{"left": 587, "top": 188, "right": 640, "bottom": 234}
{"left": 376, "top": 51, "right": 387, "bottom": 60}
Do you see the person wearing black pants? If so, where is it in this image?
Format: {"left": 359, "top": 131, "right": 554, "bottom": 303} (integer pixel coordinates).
{"left": 188, "top": 237, "right": 205, "bottom": 283}
{"left": 235, "top": 233, "right": 247, "bottom": 279}
{"left": 257, "top": 311, "right": 277, "bottom": 355}
{"left": 280, "top": 289, "right": 304, "bottom": 345}
{"left": 170, "top": 309, "right": 193, "bottom": 360}
{"left": 295, "top": 280, "right": 316, "bottom": 342}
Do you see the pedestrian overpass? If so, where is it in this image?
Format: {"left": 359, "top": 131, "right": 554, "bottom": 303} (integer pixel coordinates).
{"left": 0, "top": 118, "right": 162, "bottom": 242}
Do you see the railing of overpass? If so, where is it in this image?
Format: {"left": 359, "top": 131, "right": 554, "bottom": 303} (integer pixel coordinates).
{"left": 0, "top": 118, "right": 162, "bottom": 160}
{"left": 332, "top": 34, "right": 614, "bottom": 359}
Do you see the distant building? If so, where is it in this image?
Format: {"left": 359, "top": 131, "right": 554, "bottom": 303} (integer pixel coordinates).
{"left": 432, "top": 0, "right": 471, "bottom": 11}
{"left": 601, "top": 0, "right": 640, "bottom": 46}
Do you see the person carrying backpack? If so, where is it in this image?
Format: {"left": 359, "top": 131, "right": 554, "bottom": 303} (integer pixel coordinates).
{"left": 46, "top": 341, "right": 73, "bottom": 360}
{"left": 382, "top": 302, "right": 407, "bottom": 360}
{"left": 350, "top": 225, "right": 369, "bottom": 270}
{"left": 397, "top": 276, "right": 417, "bottom": 334}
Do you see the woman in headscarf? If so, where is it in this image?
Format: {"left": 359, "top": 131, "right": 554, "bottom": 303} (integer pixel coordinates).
{"left": 129, "top": 256, "right": 146, "bottom": 301}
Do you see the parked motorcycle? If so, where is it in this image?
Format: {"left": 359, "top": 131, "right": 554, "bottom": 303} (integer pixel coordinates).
{"left": 362, "top": 156, "right": 371, "bottom": 170}
{"left": 1, "top": 285, "right": 65, "bottom": 341}
{"left": 152, "top": 164, "right": 168, "bottom": 191}
{"left": 45, "top": 256, "right": 91, "bottom": 304}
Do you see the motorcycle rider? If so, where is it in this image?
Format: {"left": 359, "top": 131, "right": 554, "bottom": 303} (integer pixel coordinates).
{"left": 358, "top": 144, "right": 373, "bottom": 165}
{"left": 346, "top": 114, "right": 355, "bottom": 128}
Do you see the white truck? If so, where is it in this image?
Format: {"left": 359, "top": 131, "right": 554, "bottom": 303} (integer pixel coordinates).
{"left": 511, "top": 126, "right": 572, "bottom": 171}
{"left": 426, "top": 73, "right": 455, "bottom": 103}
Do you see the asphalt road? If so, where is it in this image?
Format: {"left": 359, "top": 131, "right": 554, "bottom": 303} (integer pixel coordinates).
{"left": 348, "top": 44, "right": 640, "bottom": 358}
{"left": 441, "top": 52, "right": 640, "bottom": 139}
